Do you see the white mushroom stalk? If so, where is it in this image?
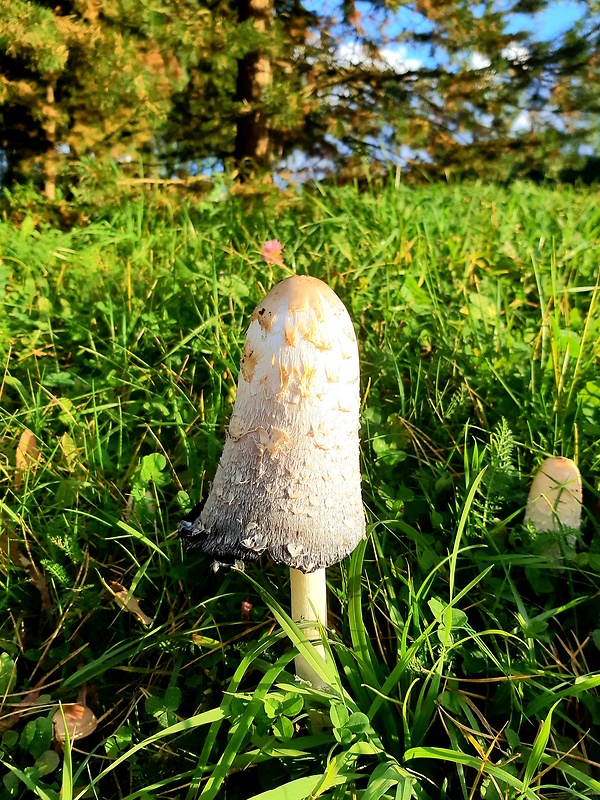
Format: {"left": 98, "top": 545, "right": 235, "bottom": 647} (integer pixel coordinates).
{"left": 190, "top": 275, "right": 365, "bottom": 686}
{"left": 289, "top": 569, "right": 328, "bottom": 686}
{"left": 524, "top": 456, "right": 582, "bottom": 533}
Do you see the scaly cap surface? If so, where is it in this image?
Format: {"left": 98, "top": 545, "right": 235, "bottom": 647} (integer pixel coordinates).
{"left": 195, "top": 275, "right": 365, "bottom": 572}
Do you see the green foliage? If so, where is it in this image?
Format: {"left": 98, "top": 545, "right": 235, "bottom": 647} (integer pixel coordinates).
{"left": 0, "top": 0, "right": 197, "bottom": 187}
{"left": 1, "top": 1, "right": 600, "bottom": 185}
{"left": 0, "top": 181, "right": 598, "bottom": 798}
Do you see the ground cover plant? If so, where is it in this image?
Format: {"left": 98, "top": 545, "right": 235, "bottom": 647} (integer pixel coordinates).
{"left": 0, "top": 178, "right": 599, "bottom": 799}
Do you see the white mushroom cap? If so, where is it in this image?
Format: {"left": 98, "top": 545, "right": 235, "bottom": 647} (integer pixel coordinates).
{"left": 524, "top": 456, "right": 582, "bottom": 532}
{"left": 196, "top": 275, "right": 365, "bottom": 573}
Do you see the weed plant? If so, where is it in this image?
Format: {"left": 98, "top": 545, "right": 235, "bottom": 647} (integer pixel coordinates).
{"left": 0, "top": 178, "right": 599, "bottom": 799}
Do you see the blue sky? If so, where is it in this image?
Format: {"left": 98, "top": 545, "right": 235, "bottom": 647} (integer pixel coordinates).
{"left": 304, "top": 0, "right": 588, "bottom": 70}
{"left": 282, "top": 0, "right": 594, "bottom": 178}
{"left": 507, "top": 1, "right": 586, "bottom": 39}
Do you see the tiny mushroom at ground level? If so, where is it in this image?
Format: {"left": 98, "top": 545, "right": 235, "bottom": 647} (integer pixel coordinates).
{"left": 52, "top": 702, "right": 98, "bottom": 745}
{"left": 182, "top": 274, "right": 365, "bottom": 687}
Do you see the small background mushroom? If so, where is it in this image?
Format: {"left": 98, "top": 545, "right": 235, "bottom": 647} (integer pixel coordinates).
{"left": 524, "top": 456, "right": 582, "bottom": 532}
{"left": 52, "top": 688, "right": 98, "bottom": 747}
{"left": 524, "top": 456, "right": 582, "bottom": 552}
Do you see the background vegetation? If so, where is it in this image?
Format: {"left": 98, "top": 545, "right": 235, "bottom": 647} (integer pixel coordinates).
{"left": 0, "top": 178, "right": 598, "bottom": 798}
{"left": 1, "top": 0, "right": 600, "bottom": 189}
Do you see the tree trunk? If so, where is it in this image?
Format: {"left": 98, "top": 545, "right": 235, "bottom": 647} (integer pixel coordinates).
{"left": 43, "top": 83, "right": 57, "bottom": 200}
{"left": 234, "top": 0, "right": 273, "bottom": 177}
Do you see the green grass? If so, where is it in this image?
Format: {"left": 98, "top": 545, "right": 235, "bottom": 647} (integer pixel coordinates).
{"left": 0, "top": 178, "right": 599, "bottom": 799}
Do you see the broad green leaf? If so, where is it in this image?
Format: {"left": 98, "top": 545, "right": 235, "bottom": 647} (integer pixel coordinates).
{"left": 34, "top": 750, "right": 60, "bottom": 778}
{"left": 330, "top": 702, "right": 349, "bottom": 729}
{"left": 280, "top": 693, "right": 303, "bottom": 717}
{"left": 248, "top": 775, "right": 342, "bottom": 800}
{"left": 164, "top": 686, "right": 181, "bottom": 711}
{"left": 140, "top": 453, "right": 168, "bottom": 485}
{"left": 272, "top": 716, "right": 294, "bottom": 742}
{"left": 0, "top": 653, "right": 16, "bottom": 695}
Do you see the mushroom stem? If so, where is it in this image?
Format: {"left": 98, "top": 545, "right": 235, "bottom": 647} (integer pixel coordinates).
{"left": 290, "top": 567, "right": 328, "bottom": 688}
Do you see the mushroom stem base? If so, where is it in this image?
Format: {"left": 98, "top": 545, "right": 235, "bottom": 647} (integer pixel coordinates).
{"left": 290, "top": 567, "right": 328, "bottom": 688}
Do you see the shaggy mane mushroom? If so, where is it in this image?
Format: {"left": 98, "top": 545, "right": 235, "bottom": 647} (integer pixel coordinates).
{"left": 183, "top": 274, "right": 365, "bottom": 686}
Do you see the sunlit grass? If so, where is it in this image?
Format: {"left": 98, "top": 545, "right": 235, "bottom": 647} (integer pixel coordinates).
{"left": 0, "top": 178, "right": 598, "bottom": 799}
